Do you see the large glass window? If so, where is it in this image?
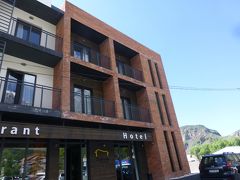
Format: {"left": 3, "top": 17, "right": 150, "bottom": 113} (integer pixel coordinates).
{"left": 0, "top": 148, "right": 25, "bottom": 178}
{"left": 2, "top": 70, "right": 36, "bottom": 106}
{"left": 16, "top": 21, "right": 41, "bottom": 45}
{"left": 73, "top": 86, "right": 92, "bottom": 114}
{"left": 0, "top": 141, "right": 47, "bottom": 180}
{"left": 73, "top": 43, "right": 91, "bottom": 62}
{"left": 25, "top": 148, "right": 47, "bottom": 179}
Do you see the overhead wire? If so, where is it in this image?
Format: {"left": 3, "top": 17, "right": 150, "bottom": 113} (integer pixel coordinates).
{"left": 1, "top": 59, "right": 240, "bottom": 92}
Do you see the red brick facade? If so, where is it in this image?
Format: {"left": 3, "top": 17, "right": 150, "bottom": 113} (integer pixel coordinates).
{"left": 55, "top": 1, "right": 190, "bottom": 179}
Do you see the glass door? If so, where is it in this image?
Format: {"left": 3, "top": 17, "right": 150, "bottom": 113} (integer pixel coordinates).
{"left": 2, "top": 71, "right": 21, "bottom": 104}
{"left": 121, "top": 97, "right": 132, "bottom": 120}
{"left": 2, "top": 71, "right": 36, "bottom": 106}
{"left": 114, "top": 144, "right": 138, "bottom": 180}
{"left": 73, "top": 86, "right": 92, "bottom": 114}
{"left": 20, "top": 74, "right": 36, "bottom": 106}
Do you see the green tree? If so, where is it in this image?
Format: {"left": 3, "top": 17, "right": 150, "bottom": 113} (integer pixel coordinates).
{"left": 1, "top": 149, "right": 22, "bottom": 176}
{"left": 190, "top": 137, "right": 240, "bottom": 160}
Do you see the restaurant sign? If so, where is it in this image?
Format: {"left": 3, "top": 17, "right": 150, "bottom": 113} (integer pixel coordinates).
{"left": 0, "top": 122, "right": 152, "bottom": 141}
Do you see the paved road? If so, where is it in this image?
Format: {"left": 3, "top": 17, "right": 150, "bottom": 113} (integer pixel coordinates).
{"left": 171, "top": 173, "right": 240, "bottom": 180}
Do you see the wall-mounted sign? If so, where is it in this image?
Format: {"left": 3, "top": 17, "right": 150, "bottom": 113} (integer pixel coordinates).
{"left": 0, "top": 122, "right": 152, "bottom": 141}
{"left": 122, "top": 132, "right": 148, "bottom": 141}
{"left": 1, "top": 125, "right": 40, "bottom": 136}
{"left": 94, "top": 149, "right": 109, "bottom": 158}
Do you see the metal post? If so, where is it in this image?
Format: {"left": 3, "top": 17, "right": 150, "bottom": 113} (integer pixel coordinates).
{"left": 23, "top": 139, "right": 29, "bottom": 179}
{"left": 100, "top": 99, "right": 103, "bottom": 116}
{"left": 45, "top": 33, "right": 48, "bottom": 48}
{"left": 40, "top": 85, "right": 43, "bottom": 108}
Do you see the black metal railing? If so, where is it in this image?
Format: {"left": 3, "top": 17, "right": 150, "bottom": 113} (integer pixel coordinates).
{"left": 2, "top": 0, "right": 15, "bottom": 5}
{"left": 72, "top": 43, "right": 111, "bottom": 69}
{"left": 0, "top": 77, "right": 61, "bottom": 110}
{"left": 0, "top": 0, "right": 15, "bottom": 33}
{"left": 117, "top": 60, "right": 143, "bottom": 81}
{"left": 123, "top": 104, "right": 151, "bottom": 123}
{"left": 0, "top": 17, "right": 63, "bottom": 53}
{"left": 71, "top": 92, "right": 115, "bottom": 117}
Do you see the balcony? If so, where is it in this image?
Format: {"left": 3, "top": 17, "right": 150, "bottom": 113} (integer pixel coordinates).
{"left": 120, "top": 84, "right": 150, "bottom": 123}
{"left": 117, "top": 60, "right": 143, "bottom": 81}
{"left": 0, "top": 77, "right": 61, "bottom": 117}
{"left": 0, "top": 17, "right": 63, "bottom": 67}
{"left": 72, "top": 42, "right": 111, "bottom": 69}
{"left": 114, "top": 41, "right": 143, "bottom": 82}
{"left": 71, "top": 91, "right": 115, "bottom": 118}
{"left": 122, "top": 103, "right": 151, "bottom": 123}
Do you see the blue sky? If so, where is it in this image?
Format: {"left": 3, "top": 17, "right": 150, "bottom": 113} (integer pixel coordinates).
{"left": 52, "top": 0, "right": 240, "bottom": 136}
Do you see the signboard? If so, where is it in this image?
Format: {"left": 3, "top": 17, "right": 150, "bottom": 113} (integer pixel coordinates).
{"left": 0, "top": 122, "right": 152, "bottom": 141}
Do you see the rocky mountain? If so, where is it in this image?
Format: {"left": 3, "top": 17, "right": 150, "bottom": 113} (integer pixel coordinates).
{"left": 180, "top": 125, "right": 222, "bottom": 151}
{"left": 232, "top": 130, "right": 240, "bottom": 137}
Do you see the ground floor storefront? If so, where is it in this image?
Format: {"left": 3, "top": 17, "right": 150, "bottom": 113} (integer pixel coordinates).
{"left": 0, "top": 121, "right": 151, "bottom": 180}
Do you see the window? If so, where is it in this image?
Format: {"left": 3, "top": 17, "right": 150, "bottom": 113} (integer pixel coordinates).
{"left": 117, "top": 60, "right": 134, "bottom": 78}
{"left": 0, "top": 140, "right": 47, "bottom": 180}
{"left": 121, "top": 97, "right": 132, "bottom": 120}
{"left": 73, "top": 86, "right": 92, "bottom": 114}
{"left": 2, "top": 70, "right": 36, "bottom": 106}
{"left": 15, "top": 20, "right": 41, "bottom": 45}
{"left": 117, "top": 61, "right": 125, "bottom": 75}
{"left": 73, "top": 42, "right": 91, "bottom": 62}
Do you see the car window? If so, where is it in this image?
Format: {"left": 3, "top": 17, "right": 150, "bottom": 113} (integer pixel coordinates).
{"left": 233, "top": 154, "right": 240, "bottom": 161}
{"left": 215, "top": 157, "right": 224, "bottom": 166}
{"left": 202, "top": 156, "right": 225, "bottom": 167}
{"left": 226, "top": 154, "right": 238, "bottom": 162}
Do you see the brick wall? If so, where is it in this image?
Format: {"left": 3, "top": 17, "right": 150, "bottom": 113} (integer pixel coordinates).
{"left": 55, "top": 1, "right": 190, "bottom": 179}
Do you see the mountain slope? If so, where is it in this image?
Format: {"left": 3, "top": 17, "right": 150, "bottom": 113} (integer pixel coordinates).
{"left": 180, "top": 125, "right": 221, "bottom": 151}
{"left": 232, "top": 130, "right": 240, "bottom": 137}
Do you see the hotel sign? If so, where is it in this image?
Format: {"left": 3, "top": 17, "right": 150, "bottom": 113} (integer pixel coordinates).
{"left": 0, "top": 122, "right": 152, "bottom": 141}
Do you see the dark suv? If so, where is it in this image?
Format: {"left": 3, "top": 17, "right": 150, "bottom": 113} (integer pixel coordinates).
{"left": 199, "top": 153, "right": 240, "bottom": 179}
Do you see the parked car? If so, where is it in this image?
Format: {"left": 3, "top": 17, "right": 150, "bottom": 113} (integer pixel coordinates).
{"left": 36, "top": 172, "right": 45, "bottom": 180}
{"left": 58, "top": 173, "right": 64, "bottom": 180}
{"left": 0, "top": 177, "right": 13, "bottom": 180}
{"left": 199, "top": 153, "right": 240, "bottom": 178}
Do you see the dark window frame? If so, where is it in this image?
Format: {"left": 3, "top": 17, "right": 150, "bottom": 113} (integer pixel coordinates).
{"left": 121, "top": 96, "right": 132, "bottom": 120}
{"left": 117, "top": 60, "right": 126, "bottom": 76}
{"left": 15, "top": 19, "right": 42, "bottom": 46}
{"left": 2, "top": 69, "right": 36, "bottom": 106}
{"left": 72, "top": 42, "right": 92, "bottom": 62}
{"left": 73, "top": 85, "right": 93, "bottom": 115}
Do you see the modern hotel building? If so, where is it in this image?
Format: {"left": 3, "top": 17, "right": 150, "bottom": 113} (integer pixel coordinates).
{"left": 0, "top": 0, "right": 190, "bottom": 179}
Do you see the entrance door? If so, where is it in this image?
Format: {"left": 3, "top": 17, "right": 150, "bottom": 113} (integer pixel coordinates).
{"left": 66, "top": 144, "right": 88, "bottom": 180}
{"left": 114, "top": 144, "right": 138, "bottom": 180}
